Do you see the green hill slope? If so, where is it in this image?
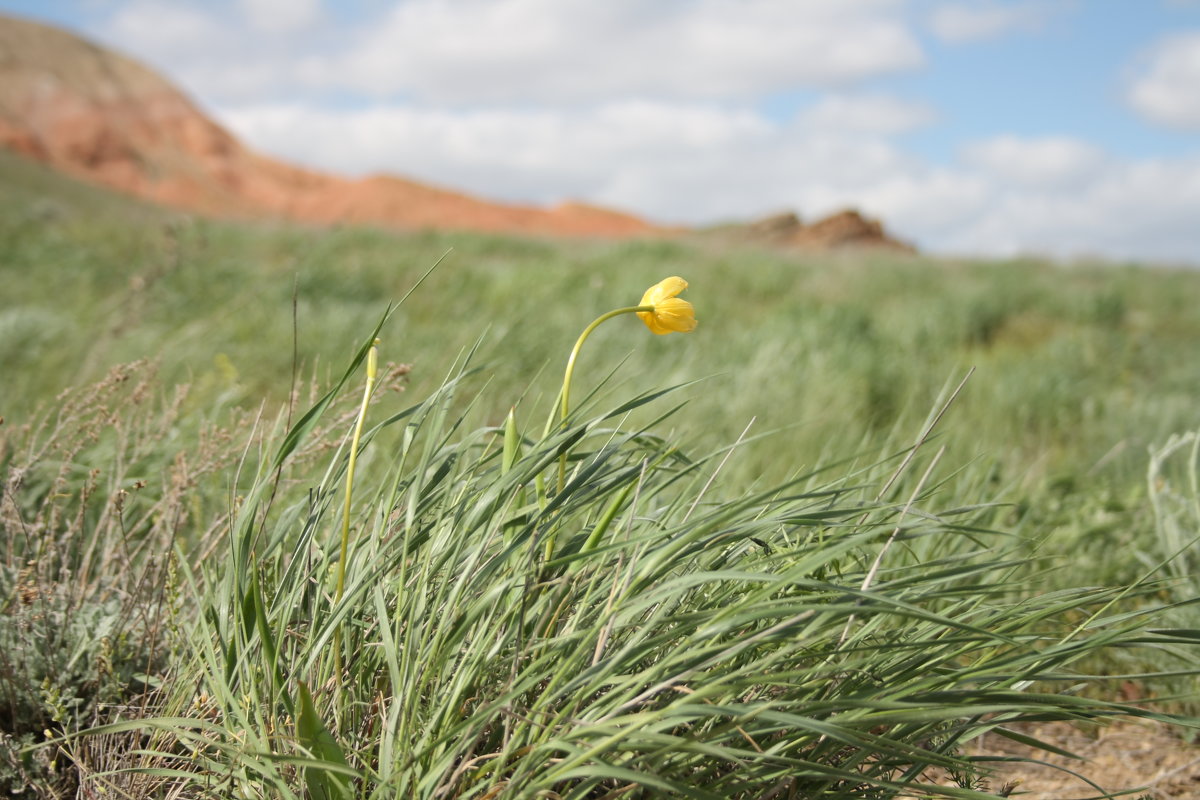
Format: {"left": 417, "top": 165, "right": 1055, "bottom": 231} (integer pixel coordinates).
{"left": 0, "top": 147, "right": 165, "bottom": 221}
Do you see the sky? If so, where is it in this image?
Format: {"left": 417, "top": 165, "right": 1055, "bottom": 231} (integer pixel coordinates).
{"left": 5, "top": 0, "right": 1200, "bottom": 263}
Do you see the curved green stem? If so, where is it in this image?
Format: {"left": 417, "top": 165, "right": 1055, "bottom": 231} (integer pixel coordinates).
{"left": 545, "top": 306, "right": 652, "bottom": 493}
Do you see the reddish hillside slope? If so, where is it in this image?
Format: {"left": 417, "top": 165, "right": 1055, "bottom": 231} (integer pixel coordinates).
{"left": 0, "top": 14, "right": 658, "bottom": 237}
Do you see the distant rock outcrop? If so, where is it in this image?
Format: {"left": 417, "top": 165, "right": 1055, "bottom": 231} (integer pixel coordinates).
{"left": 0, "top": 13, "right": 657, "bottom": 237}
{"left": 734, "top": 210, "right": 915, "bottom": 253}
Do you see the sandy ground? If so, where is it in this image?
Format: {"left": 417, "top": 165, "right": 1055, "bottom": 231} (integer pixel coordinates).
{"left": 925, "top": 720, "right": 1200, "bottom": 799}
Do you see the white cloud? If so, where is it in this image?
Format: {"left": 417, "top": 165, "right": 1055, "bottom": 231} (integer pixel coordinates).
{"left": 1127, "top": 31, "right": 1200, "bottom": 131}
{"left": 928, "top": 2, "right": 1058, "bottom": 44}
{"left": 318, "top": 0, "right": 925, "bottom": 103}
{"left": 103, "top": 1, "right": 221, "bottom": 56}
{"left": 961, "top": 135, "right": 1106, "bottom": 189}
{"left": 797, "top": 94, "right": 936, "bottom": 134}
{"left": 239, "top": 0, "right": 321, "bottom": 33}
{"left": 94, "top": 0, "right": 925, "bottom": 106}
{"left": 941, "top": 155, "right": 1200, "bottom": 261}
{"left": 855, "top": 169, "right": 992, "bottom": 240}
{"left": 96, "top": 0, "right": 334, "bottom": 103}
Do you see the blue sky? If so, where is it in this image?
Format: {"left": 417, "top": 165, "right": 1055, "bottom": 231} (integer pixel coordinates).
{"left": 4, "top": 0, "right": 1200, "bottom": 262}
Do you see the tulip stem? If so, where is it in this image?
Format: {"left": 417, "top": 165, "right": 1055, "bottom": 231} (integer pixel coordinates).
{"left": 546, "top": 305, "right": 654, "bottom": 497}
{"left": 546, "top": 305, "right": 654, "bottom": 439}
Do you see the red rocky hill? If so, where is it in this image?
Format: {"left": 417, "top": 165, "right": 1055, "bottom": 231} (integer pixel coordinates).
{"left": 0, "top": 13, "right": 657, "bottom": 237}
{"left": 734, "top": 210, "right": 915, "bottom": 252}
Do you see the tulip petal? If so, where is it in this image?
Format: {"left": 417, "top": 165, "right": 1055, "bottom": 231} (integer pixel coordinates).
{"left": 640, "top": 276, "right": 688, "bottom": 307}
{"left": 653, "top": 297, "right": 697, "bottom": 333}
{"left": 638, "top": 310, "right": 667, "bottom": 334}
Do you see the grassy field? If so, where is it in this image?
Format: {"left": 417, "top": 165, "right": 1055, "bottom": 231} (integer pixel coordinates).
{"left": 2, "top": 150, "right": 1200, "bottom": 798}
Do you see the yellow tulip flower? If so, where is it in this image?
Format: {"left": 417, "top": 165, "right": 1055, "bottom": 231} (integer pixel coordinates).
{"left": 637, "top": 276, "right": 698, "bottom": 335}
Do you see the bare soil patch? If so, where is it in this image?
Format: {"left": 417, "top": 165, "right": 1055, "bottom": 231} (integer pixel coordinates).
{"left": 945, "top": 720, "right": 1200, "bottom": 799}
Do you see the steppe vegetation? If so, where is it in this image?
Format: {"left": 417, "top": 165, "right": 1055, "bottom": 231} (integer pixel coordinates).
{"left": 2, "top": 151, "right": 1200, "bottom": 798}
